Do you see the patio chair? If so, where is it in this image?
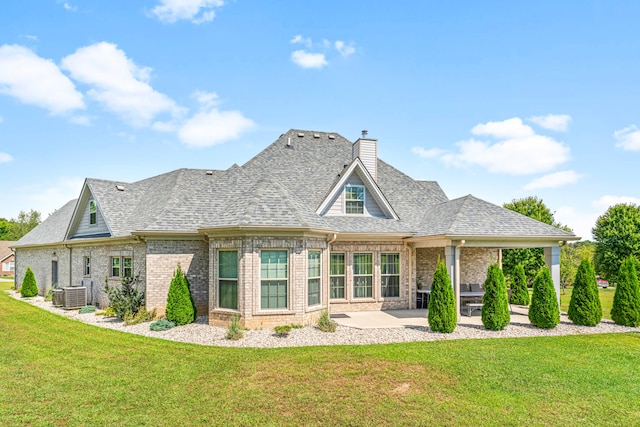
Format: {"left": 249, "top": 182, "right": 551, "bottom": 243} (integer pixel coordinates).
{"left": 469, "top": 283, "right": 483, "bottom": 303}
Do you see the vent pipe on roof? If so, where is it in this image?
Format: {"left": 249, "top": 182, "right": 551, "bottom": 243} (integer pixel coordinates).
{"left": 353, "top": 131, "right": 378, "bottom": 181}
{"left": 286, "top": 137, "right": 293, "bottom": 149}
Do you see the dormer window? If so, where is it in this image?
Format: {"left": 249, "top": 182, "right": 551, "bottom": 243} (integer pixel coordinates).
{"left": 89, "top": 200, "right": 97, "bottom": 225}
{"left": 345, "top": 184, "right": 365, "bottom": 214}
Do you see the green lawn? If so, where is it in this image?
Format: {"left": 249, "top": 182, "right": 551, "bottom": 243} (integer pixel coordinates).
{"left": 560, "top": 287, "right": 616, "bottom": 320}
{"left": 1, "top": 286, "right": 639, "bottom": 426}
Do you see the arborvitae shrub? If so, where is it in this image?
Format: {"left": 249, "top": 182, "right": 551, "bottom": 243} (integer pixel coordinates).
{"left": 21, "top": 266, "right": 38, "bottom": 297}
{"left": 165, "top": 264, "right": 195, "bottom": 326}
{"left": 568, "top": 258, "right": 602, "bottom": 326}
{"left": 427, "top": 259, "right": 457, "bottom": 333}
{"left": 611, "top": 256, "right": 640, "bottom": 326}
{"left": 529, "top": 267, "right": 560, "bottom": 329}
{"left": 481, "top": 262, "right": 511, "bottom": 330}
{"left": 510, "top": 263, "right": 530, "bottom": 306}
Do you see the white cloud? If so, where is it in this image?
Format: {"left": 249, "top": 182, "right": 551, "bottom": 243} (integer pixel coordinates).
{"left": 290, "top": 34, "right": 312, "bottom": 49}
{"left": 592, "top": 195, "right": 640, "bottom": 210}
{"left": 438, "top": 117, "right": 570, "bottom": 175}
{"left": 528, "top": 114, "right": 571, "bottom": 132}
{"left": 411, "top": 147, "right": 445, "bottom": 158}
{"left": 192, "top": 90, "right": 219, "bottom": 109}
{"left": 151, "top": 0, "right": 223, "bottom": 24}
{"left": 61, "top": 42, "right": 184, "bottom": 127}
{"left": 69, "top": 115, "right": 91, "bottom": 126}
{"left": 24, "top": 35, "right": 39, "bottom": 41}
{"left": 178, "top": 109, "right": 254, "bottom": 147}
{"left": 0, "top": 44, "right": 85, "bottom": 115}
{"left": 0, "top": 116, "right": 3, "bottom": 123}
{"left": 555, "top": 206, "right": 597, "bottom": 240}
{"left": 291, "top": 50, "right": 327, "bottom": 69}
{"left": 5, "top": 177, "right": 84, "bottom": 219}
{"left": 471, "top": 117, "right": 534, "bottom": 139}
{"left": 523, "top": 170, "right": 582, "bottom": 190}
{"left": 63, "top": 2, "right": 78, "bottom": 11}
{"left": 0, "top": 152, "right": 13, "bottom": 163}
{"left": 614, "top": 125, "right": 640, "bottom": 151}
{"left": 335, "top": 40, "right": 356, "bottom": 57}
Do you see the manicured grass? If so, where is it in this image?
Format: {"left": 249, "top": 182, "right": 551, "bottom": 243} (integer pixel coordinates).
{"left": 1, "top": 291, "right": 639, "bottom": 426}
{"left": 560, "top": 287, "right": 616, "bottom": 320}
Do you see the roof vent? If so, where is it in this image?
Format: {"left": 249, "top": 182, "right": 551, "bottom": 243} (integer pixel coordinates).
{"left": 328, "top": 134, "right": 335, "bottom": 139}
{"left": 115, "top": 185, "right": 125, "bottom": 191}
{"left": 285, "top": 137, "right": 293, "bottom": 149}
{"left": 297, "top": 132, "right": 304, "bottom": 137}
{"left": 313, "top": 133, "right": 320, "bottom": 138}
{"left": 361, "top": 129, "right": 368, "bottom": 138}
{"left": 205, "top": 170, "right": 213, "bottom": 175}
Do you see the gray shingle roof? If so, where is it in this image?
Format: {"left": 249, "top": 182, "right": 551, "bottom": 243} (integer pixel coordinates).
{"left": 14, "top": 128, "right": 578, "bottom": 245}
{"left": 15, "top": 199, "right": 77, "bottom": 246}
{"left": 416, "top": 195, "right": 575, "bottom": 238}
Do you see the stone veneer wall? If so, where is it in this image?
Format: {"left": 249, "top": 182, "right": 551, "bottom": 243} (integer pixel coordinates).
{"left": 328, "top": 241, "right": 409, "bottom": 314}
{"left": 415, "top": 247, "right": 500, "bottom": 289}
{"left": 208, "top": 236, "right": 329, "bottom": 329}
{"left": 146, "top": 239, "right": 209, "bottom": 315}
{"left": 15, "top": 241, "right": 146, "bottom": 307}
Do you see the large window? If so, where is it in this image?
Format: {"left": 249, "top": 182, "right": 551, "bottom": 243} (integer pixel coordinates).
{"left": 218, "top": 250, "right": 238, "bottom": 310}
{"left": 89, "top": 200, "right": 97, "bottom": 225}
{"left": 345, "top": 184, "right": 365, "bottom": 214}
{"left": 110, "top": 256, "right": 132, "bottom": 278}
{"left": 330, "top": 253, "right": 345, "bottom": 299}
{"left": 353, "top": 253, "right": 373, "bottom": 298}
{"left": 261, "top": 250, "right": 288, "bottom": 309}
{"left": 308, "top": 250, "right": 321, "bottom": 306}
{"left": 381, "top": 253, "right": 400, "bottom": 297}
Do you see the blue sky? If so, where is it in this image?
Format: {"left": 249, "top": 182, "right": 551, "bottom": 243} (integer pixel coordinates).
{"left": 1, "top": 1, "right": 640, "bottom": 240}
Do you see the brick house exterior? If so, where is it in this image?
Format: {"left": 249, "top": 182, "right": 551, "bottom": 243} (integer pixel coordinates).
{"left": 1, "top": 241, "right": 16, "bottom": 277}
{"left": 12, "top": 130, "right": 577, "bottom": 327}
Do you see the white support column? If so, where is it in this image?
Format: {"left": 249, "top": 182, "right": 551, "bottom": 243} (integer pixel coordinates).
{"left": 444, "top": 245, "right": 460, "bottom": 318}
{"left": 545, "top": 246, "right": 561, "bottom": 306}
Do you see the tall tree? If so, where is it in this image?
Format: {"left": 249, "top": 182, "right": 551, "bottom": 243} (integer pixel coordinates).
{"left": 481, "top": 262, "right": 510, "bottom": 330}
{"left": 593, "top": 203, "right": 640, "bottom": 283}
{"left": 4, "top": 210, "right": 42, "bottom": 240}
{"left": 529, "top": 267, "right": 560, "bottom": 329}
{"left": 427, "top": 259, "right": 457, "bottom": 333}
{"left": 610, "top": 256, "right": 640, "bottom": 327}
{"left": 560, "top": 241, "right": 596, "bottom": 288}
{"left": 567, "top": 258, "right": 602, "bottom": 326}
{"left": 502, "top": 197, "right": 572, "bottom": 282}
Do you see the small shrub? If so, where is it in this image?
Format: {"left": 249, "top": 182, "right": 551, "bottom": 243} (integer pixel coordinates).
{"left": 104, "top": 274, "right": 145, "bottom": 320}
{"left": 102, "top": 306, "right": 117, "bottom": 317}
{"left": 79, "top": 305, "right": 97, "bottom": 314}
{"left": 124, "top": 307, "right": 156, "bottom": 325}
{"left": 150, "top": 319, "right": 176, "bottom": 331}
{"left": 274, "top": 325, "right": 292, "bottom": 337}
{"left": 21, "top": 266, "right": 38, "bottom": 297}
{"left": 568, "top": 258, "right": 602, "bottom": 326}
{"left": 317, "top": 310, "right": 337, "bottom": 332}
{"left": 529, "top": 267, "right": 560, "bottom": 329}
{"left": 427, "top": 259, "right": 457, "bottom": 333}
{"left": 226, "top": 314, "right": 244, "bottom": 340}
{"left": 482, "top": 262, "right": 511, "bottom": 330}
{"left": 510, "top": 263, "right": 530, "bottom": 306}
{"left": 611, "top": 256, "right": 640, "bottom": 326}
{"left": 165, "top": 264, "right": 196, "bottom": 326}
{"left": 44, "top": 288, "right": 53, "bottom": 302}
{"left": 291, "top": 324, "right": 303, "bottom": 329}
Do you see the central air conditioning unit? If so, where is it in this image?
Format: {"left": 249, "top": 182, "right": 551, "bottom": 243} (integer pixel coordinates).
{"left": 63, "top": 287, "right": 87, "bottom": 309}
{"left": 52, "top": 289, "right": 64, "bottom": 307}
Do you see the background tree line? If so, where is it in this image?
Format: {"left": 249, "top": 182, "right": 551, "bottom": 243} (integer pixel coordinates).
{"left": 503, "top": 196, "right": 640, "bottom": 287}
{"left": 0, "top": 210, "right": 41, "bottom": 241}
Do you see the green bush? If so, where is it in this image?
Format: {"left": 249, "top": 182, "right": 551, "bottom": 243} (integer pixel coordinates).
{"left": 150, "top": 319, "right": 176, "bottom": 331}
{"left": 529, "top": 267, "right": 560, "bottom": 329}
{"left": 510, "top": 263, "right": 530, "bottom": 305}
{"left": 317, "top": 309, "right": 337, "bottom": 332}
{"left": 165, "top": 264, "right": 196, "bottom": 326}
{"left": 44, "top": 288, "right": 53, "bottom": 302}
{"left": 568, "top": 258, "right": 602, "bottom": 326}
{"left": 482, "top": 262, "right": 511, "bottom": 330}
{"left": 226, "top": 314, "right": 244, "bottom": 340}
{"left": 427, "top": 259, "right": 457, "bottom": 333}
{"left": 610, "top": 256, "right": 640, "bottom": 326}
{"left": 104, "top": 274, "right": 145, "bottom": 320}
{"left": 79, "top": 305, "right": 97, "bottom": 314}
{"left": 124, "top": 307, "right": 156, "bottom": 325}
{"left": 102, "top": 306, "right": 117, "bottom": 317}
{"left": 21, "top": 266, "right": 38, "bottom": 297}
{"left": 274, "top": 325, "right": 292, "bottom": 337}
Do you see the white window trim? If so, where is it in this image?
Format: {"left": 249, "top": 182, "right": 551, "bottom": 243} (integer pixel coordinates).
{"left": 344, "top": 184, "right": 365, "bottom": 215}
{"left": 89, "top": 200, "right": 97, "bottom": 226}
{"left": 329, "top": 252, "right": 347, "bottom": 301}
{"left": 258, "top": 249, "right": 290, "bottom": 312}
{"left": 380, "top": 253, "right": 401, "bottom": 299}
{"left": 83, "top": 256, "right": 91, "bottom": 277}
{"left": 353, "top": 252, "right": 374, "bottom": 300}
{"left": 307, "top": 249, "right": 322, "bottom": 308}
{"left": 217, "top": 249, "right": 239, "bottom": 312}
{"left": 109, "top": 255, "right": 133, "bottom": 278}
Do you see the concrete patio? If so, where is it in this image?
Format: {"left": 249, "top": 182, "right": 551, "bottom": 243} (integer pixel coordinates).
{"left": 331, "top": 305, "right": 533, "bottom": 329}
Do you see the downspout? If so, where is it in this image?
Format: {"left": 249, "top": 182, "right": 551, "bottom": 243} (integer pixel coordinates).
{"left": 326, "top": 233, "right": 337, "bottom": 311}
{"left": 404, "top": 241, "right": 413, "bottom": 309}
{"left": 11, "top": 248, "right": 17, "bottom": 290}
{"left": 64, "top": 244, "right": 72, "bottom": 288}
{"left": 455, "top": 240, "right": 465, "bottom": 319}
